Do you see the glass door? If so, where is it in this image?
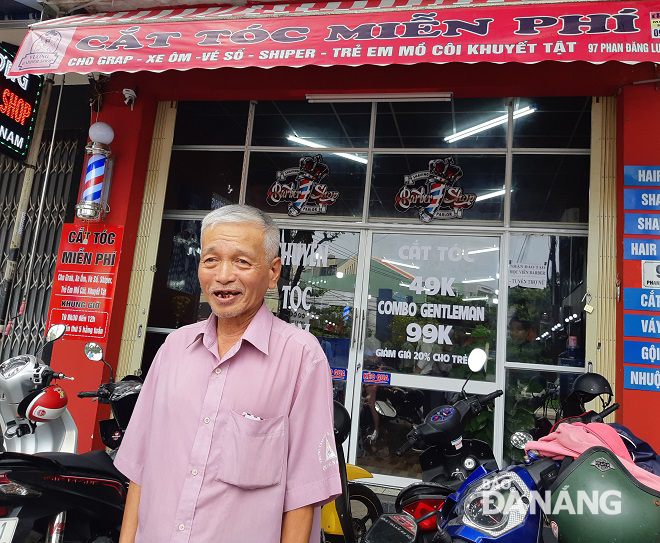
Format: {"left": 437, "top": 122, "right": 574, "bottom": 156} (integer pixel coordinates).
{"left": 348, "top": 231, "right": 502, "bottom": 486}
{"left": 265, "top": 227, "right": 367, "bottom": 416}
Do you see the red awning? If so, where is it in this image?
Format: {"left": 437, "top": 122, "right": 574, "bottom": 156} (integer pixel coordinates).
{"left": 9, "top": 0, "right": 660, "bottom": 76}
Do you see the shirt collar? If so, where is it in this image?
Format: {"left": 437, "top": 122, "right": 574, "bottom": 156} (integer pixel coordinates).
{"left": 187, "top": 303, "right": 273, "bottom": 356}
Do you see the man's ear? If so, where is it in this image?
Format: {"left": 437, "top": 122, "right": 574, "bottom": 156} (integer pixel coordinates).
{"left": 269, "top": 257, "right": 282, "bottom": 289}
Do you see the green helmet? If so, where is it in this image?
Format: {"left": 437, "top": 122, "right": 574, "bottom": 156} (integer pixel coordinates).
{"left": 547, "top": 446, "right": 660, "bottom": 542}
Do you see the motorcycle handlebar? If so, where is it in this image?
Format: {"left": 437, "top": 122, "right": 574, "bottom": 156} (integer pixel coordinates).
{"left": 480, "top": 390, "right": 504, "bottom": 405}
{"left": 396, "top": 438, "right": 415, "bottom": 457}
{"left": 597, "top": 403, "right": 619, "bottom": 420}
{"left": 77, "top": 391, "right": 99, "bottom": 398}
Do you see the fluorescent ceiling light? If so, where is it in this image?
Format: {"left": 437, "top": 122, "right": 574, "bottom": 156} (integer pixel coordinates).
{"left": 467, "top": 247, "right": 499, "bottom": 255}
{"left": 444, "top": 106, "right": 537, "bottom": 143}
{"left": 382, "top": 258, "right": 420, "bottom": 270}
{"left": 464, "top": 296, "right": 489, "bottom": 301}
{"left": 307, "top": 92, "right": 452, "bottom": 103}
{"left": 476, "top": 189, "right": 508, "bottom": 202}
{"left": 287, "top": 135, "right": 367, "bottom": 164}
{"left": 462, "top": 277, "right": 495, "bottom": 284}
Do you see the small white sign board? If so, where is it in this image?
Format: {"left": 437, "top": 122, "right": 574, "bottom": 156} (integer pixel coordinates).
{"left": 508, "top": 262, "right": 548, "bottom": 289}
{"left": 642, "top": 260, "right": 660, "bottom": 289}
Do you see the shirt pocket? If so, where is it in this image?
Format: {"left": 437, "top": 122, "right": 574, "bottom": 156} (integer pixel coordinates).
{"left": 216, "top": 410, "right": 287, "bottom": 489}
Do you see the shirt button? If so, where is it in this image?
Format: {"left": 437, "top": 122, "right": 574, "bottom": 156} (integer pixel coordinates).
{"left": 215, "top": 368, "right": 222, "bottom": 375}
{"left": 178, "top": 524, "right": 185, "bottom": 531}
{"left": 204, "top": 417, "right": 210, "bottom": 424}
{"left": 192, "top": 468, "right": 198, "bottom": 476}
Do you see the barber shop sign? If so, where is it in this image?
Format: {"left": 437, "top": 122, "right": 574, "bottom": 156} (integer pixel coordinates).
{"left": 394, "top": 157, "right": 477, "bottom": 222}
{"left": 266, "top": 154, "right": 339, "bottom": 216}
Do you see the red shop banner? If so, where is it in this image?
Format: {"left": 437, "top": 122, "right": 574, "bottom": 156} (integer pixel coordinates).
{"left": 8, "top": 1, "right": 660, "bottom": 76}
{"left": 46, "top": 224, "right": 123, "bottom": 341}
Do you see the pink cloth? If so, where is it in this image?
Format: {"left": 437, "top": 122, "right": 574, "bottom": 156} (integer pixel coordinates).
{"left": 526, "top": 422, "right": 660, "bottom": 492}
{"left": 114, "top": 304, "right": 341, "bottom": 543}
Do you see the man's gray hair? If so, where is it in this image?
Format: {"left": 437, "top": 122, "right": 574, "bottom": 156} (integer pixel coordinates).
{"left": 201, "top": 205, "right": 280, "bottom": 262}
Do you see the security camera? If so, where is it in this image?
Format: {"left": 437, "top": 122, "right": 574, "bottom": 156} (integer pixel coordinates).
{"left": 123, "top": 88, "right": 137, "bottom": 110}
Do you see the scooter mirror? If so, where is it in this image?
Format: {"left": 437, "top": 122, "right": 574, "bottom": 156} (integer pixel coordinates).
{"left": 375, "top": 400, "right": 397, "bottom": 418}
{"left": 510, "top": 431, "right": 534, "bottom": 450}
{"left": 84, "top": 342, "right": 104, "bottom": 362}
{"left": 467, "top": 348, "right": 487, "bottom": 373}
{"left": 45, "top": 324, "right": 66, "bottom": 342}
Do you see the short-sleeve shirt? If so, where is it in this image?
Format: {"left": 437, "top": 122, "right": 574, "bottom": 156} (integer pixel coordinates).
{"left": 114, "top": 303, "right": 342, "bottom": 543}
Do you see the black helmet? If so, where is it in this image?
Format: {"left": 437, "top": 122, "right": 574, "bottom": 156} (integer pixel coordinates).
{"left": 570, "top": 372, "right": 613, "bottom": 405}
{"left": 333, "top": 400, "right": 351, "bottom": 445}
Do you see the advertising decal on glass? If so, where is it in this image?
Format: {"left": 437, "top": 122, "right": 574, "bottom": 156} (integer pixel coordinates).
{"left": 394, "top": 157, "right": 476, "bottom": 222}
{"left": 266, "top": 154, "right": 339, "bottom": 216}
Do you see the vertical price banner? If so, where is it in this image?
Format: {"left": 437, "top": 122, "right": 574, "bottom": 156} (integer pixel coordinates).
{"left": 46, "top": 224, "right": 123, "bottom": 341}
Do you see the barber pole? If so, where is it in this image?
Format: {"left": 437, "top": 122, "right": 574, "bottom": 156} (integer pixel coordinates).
{"left": 75, "top": 122, "right": 114, "bottom": 222}
{"left": 419, "top": 181, "right": 447, "bottom": 223}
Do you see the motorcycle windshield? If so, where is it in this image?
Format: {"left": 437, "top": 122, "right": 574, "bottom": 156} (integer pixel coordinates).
{"left": 109, "top": 382, "right": 142, "bottom": 401}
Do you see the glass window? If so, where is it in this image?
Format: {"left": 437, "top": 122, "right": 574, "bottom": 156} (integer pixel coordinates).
{"left": 366, "top": 233, "right": 499, "bottom": 381}
{"left": 164, "top": 151, "right": 242, "bottom": 210}
{"left": 357, "top": 382, "right": 494, "bottom": 478}
{"left": 507, "top": 234, "right": 587, "bottom": 366}
{"left": 251, "top": 101, "right": 371, "bottom": 148}
{"left": 374, "top": 98, "right": 508, "bottom": 149}
{"left": 245, "top": 151, "right": 366, "bottom": 218}
{"left": 511, "top": 154, "right": 589, "bottom": 223}
{"left": 504, "top": 368, "right": 584, "bottom": 464}
{"left": 173, "top": 101, "right": 250, "bottom": 146}
{"left": 266, "top": 229, "right": 360, "bottom": 403}
{"left": 147, "top": 219, "right": 203, "bottom": 330}
{"left": 513, "top": 97, "right": 591, "bottom": 149}
{"left": 369, "top": 154, "right": 505, "bottom": 222}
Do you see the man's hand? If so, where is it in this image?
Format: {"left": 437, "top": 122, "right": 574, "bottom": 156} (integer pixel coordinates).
{"left": 281, "top": 505, "right": 314, "bottom": 543}
{"left": 118, "top": 481, "right": 140, "bottom": 543}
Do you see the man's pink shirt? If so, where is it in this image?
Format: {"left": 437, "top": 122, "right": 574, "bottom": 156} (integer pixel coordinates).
{"left": 114, "top": 303, "right": 342, "bottom": 542}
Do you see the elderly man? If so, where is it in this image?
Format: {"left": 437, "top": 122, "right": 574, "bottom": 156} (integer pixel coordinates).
{"left": 115, "top": 204, "right": 341, "bottom": 543}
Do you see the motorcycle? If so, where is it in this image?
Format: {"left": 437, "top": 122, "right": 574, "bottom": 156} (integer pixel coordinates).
{"left": 380, "top": 349, "right": 503, "bottom": 540}
{"left": 0, "top": 325, "right": 76, "bottom": 454}
{"left": 367, "top": 369, "right": 660, "bottom": 543}
{"left": 364, "top": 401, "right": 623, "bottom": 543}
{"left": 0, "top": 341, "right": 140, "bottom": 542}
{"left": 359, "top": 376, "right": 425, "bottom": 460}
{"left": 78, "top": 343, "right": 142, "bottom": 453}
{"left": 322, "top": 401, "right": 383, "bottom": 543}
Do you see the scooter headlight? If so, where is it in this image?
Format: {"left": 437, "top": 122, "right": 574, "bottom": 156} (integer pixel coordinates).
{"left": 0, "top": 356, "right": 31, "bottom": 379}
{"left": 458, "top": 472, "right": 532, "bottom": 537}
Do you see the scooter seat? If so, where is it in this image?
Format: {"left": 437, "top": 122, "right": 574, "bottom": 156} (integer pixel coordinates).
{"left": 36, "top": 450, "right": 126, "bottom": 481}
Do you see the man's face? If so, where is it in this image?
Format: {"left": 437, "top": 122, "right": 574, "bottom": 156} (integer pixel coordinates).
{"left": 509, "top": 321, "right": 529, "bottom": 343}
{"left": 198, "top": 222, "right": 281, "bottom": 321}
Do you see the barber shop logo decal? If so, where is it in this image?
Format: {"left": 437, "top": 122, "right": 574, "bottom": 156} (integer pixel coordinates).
{"left": 317, "top": 431, "right": 338, "bottom": 471}
{"left": 394, "top": 157, "right": 476, "bottom": 222}
{"left": 266, "top": 154, "right": 339, "bottom": 216}
{"left": 19, "top": 30, "right": 65, "bottom": 70}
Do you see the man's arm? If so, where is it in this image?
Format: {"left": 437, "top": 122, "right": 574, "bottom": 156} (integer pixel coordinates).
{"left": 281, "top": 505, "right": 314, "bottom": 543}
{"left": 118, "top": 481, "right": 141, "bottom": 543}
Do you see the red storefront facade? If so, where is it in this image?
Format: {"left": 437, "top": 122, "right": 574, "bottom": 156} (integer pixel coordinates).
{"left": 10, "top": 0, "right": 660, "bottom": 486}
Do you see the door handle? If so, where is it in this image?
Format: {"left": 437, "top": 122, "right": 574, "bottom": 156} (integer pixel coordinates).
{"left": 358, "top": 309, "right": 366, "bottom": 350}
{"left": 351, "top": 309, "right": 363, "bottom": 348}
